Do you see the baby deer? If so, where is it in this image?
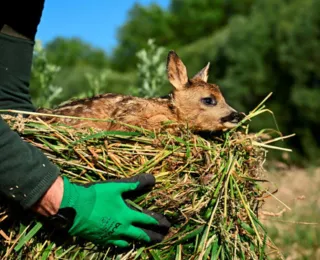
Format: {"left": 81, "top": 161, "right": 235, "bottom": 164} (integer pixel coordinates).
{"left": 37, "top": 51, "right": 244, "bottom": 132}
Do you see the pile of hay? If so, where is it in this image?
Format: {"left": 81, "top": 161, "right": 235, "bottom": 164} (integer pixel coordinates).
{"left": 0, "top": 95, "right": 288, "bottom": 259}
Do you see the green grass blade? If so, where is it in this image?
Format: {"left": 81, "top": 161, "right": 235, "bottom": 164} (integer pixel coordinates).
{"left": 14, "top": 222, "right": 43, "bottom": 252}
{"left": 149, "top": 249, "right": 162, "bottom": 260}
{"left": 134, "top": 247, "right": 145, "bottom": 260}
{"left": 41, "top": 242, "right": 55, "bottom": 260}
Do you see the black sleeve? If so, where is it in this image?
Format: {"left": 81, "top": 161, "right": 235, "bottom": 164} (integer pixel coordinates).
{"left": 0, "top": 117, "right": 60, "bottom": 209}
{"left": 0, "top": 32, "right": 60, "bottom": 209}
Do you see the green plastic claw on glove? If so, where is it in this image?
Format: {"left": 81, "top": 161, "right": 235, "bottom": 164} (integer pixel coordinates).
{"left": 59, "top": 174, "right": 170, "bottom": 248}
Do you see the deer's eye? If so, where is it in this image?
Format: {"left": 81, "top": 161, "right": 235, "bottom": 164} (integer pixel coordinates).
{"left": 201, "top": 97, "right": 217, "bottom": 106}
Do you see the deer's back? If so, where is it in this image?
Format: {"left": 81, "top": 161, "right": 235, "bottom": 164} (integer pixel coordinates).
{"left": 36, "top": 93, "right": 176, "bottom": 130}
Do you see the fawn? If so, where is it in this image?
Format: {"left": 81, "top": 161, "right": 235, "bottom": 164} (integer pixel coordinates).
{"left": 36, "top": 51, "right": 244, "bottom": 132}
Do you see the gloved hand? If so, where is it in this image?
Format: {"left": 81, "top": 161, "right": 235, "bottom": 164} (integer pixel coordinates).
{"left": 56, "top": 174, "right": 170, "bottom": 248}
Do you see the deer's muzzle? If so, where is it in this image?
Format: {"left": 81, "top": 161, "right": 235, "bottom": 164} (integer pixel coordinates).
{"left": 221, "top": 112, "right": 245, "bottom": 124}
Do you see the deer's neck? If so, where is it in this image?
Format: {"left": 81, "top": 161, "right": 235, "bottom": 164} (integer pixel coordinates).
{"left": 148, "top": 97, "right": 177, "bottom": 120}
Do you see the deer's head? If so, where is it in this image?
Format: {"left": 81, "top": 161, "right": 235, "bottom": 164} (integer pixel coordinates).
{"left": 167, "top": 51, "right": 244, "bottom": 132}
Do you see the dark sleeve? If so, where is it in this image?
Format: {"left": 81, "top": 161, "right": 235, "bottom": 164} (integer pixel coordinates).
{"left": 0, "top": 33, "right": 60, "bottom": 209}
{"left": 0, "top": 117, "right": 60, "bottom": 209}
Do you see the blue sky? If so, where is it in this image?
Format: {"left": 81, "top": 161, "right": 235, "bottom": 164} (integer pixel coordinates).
{"left": 36, "top": 0, "right": 170, "bottom": 54}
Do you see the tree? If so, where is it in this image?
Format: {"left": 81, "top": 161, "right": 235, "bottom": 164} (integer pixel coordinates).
{"left": 31, "top": 37, "right": 134, "bottom": 108}
{"left": 111, "top": 0, "right": 255, "bottom": 72}
{"left": 45, "top": 37, "right": 110, "bottom": 69}
{"left": 111, "top": 3, "right": 173, "bottom": 72}
{"left": 169, "top": 0, "right": 254, "bottom": 46}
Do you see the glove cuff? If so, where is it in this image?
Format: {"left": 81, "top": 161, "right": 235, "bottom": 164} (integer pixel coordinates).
{"left": 59, "top": 177, "right": 97, "bottom": 236}
{"left": 60, "top": 177, "right": 78, "bottom": 209}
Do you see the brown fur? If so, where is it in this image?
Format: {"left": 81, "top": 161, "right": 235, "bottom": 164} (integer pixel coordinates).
{"left": 35, "top": 51, "right": 244, "bottom": 132}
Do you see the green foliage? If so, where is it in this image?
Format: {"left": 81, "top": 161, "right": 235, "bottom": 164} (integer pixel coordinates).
{"left": 45, "top": 37, "right": 110, "bottom": 69}
{"left": 48, "top": 65, "right": 137, "bottom": 106}
{"left": 169, "top": 0, "right": 254, "bottom": 45}
{"left": 30, "top": 40, "right": 62, "bottom": 108}
{"left": 30, "top": 39, "right": 168, "bottom": 109}
{"left": 111, "top": 3, "right": 173, "bottom": 72}
{"left": 32, "top": 37, "right": 112, "bottom": 108}
{"left": 111, "top": 0, "right": 255, "bottom": 71}
{"left": 75, "top": 69, "right": 109, "bottom": 99}
{"left": 30, "top": 39, "right": 136, "bottom": 108}
{"left": 135, "top": 39, "right": 168, "bottom": 97}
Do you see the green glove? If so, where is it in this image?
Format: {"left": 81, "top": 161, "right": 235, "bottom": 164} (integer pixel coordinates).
{"left": 58, "top": 174, "right": 170, "bottom": 248}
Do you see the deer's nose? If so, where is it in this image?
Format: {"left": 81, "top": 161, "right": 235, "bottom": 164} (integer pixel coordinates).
{"left": 221, "top": 112, "right": 245, "bottom": 124}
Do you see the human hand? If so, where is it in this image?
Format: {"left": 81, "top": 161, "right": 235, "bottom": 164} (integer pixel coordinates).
{"left": 53, "top": 174, "right": 170, "bottom": 248}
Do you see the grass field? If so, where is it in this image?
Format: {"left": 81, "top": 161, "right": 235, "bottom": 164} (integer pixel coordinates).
{"left": 261, "top": 165, "right": 320, "bottom": 260}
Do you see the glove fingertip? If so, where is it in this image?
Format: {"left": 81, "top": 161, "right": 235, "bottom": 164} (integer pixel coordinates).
{"left": 121, "top": 174, "right": 156, "bottom": 198}
{"left": 143, "top": 210, "right": 171, "bottom": 230}
{"left": 135, "top": 173, "right": 156, "bottom": 189}
{"left": 141, "top": 228, "right": 165, "bottom": 245}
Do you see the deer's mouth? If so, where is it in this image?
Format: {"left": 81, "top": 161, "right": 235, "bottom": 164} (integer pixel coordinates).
{"left": 220, "top": 112, "right": 245, "bottom": 128}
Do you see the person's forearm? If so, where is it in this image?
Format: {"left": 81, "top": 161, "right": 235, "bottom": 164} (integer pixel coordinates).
{"left": 0, "top": 32, "right": 36, "bottom": 112}
{"left": 0, "top": 31, "right": 61, "bottom": 210}
{"left": 32, "top": 176, "right": 64, "bottom": 216}
{"left": 0, "top": 117, "right": 61, "bottom": 209}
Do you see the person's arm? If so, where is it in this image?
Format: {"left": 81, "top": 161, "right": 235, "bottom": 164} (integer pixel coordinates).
{"left": 0, "top": 116, "right": 61, "bottom": 210}
{"left": 0, "top": 28, "right": 36, "bottom": 112}
{"left": 0, "top": 27, "right": 62, "bottom": 210}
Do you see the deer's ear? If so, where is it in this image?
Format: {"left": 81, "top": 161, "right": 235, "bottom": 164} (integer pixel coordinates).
{"left": 167, "top": 51, "right": 188, "bottom": 90}
{"left": 192, "top": 62, "right": 210, "bottom": 82}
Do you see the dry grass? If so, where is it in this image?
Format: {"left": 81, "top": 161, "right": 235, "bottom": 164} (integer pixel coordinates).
{"left": 0, "top": 93, "right": 293, "bottom": 259}
{"left": 260, "top": 166, "right": 320, "bottom": 260}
